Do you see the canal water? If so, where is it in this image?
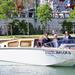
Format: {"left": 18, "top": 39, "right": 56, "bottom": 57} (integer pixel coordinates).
{"left": 0, "top": 63, "right": 75, "bottom": 75}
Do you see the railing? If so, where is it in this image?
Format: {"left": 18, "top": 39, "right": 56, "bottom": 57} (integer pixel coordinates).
{"left": 52, "top": 12, "right": 69, "bottom": 19}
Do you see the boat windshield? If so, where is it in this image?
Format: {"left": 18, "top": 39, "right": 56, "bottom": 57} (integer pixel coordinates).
{"left": 64, "top": 44, "right": 75, "bottom": 50}
{"left": 34, "top": 38, "right": 75, "bottom": 48}
{"left": 58, "top": 38, "right": 75, "bottom": 45}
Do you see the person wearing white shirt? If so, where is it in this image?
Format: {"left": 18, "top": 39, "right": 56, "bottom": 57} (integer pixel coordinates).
{"left": 52, "top": 34, "right": 59, "bottom": 48}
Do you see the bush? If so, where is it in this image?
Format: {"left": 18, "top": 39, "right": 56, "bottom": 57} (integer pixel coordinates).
{"left": 61, "top": 20, "right": 73, "bottom": 33}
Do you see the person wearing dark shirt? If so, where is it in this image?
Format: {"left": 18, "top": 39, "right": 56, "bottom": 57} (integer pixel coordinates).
{"left": 37, "top": 36, "right": 43, "bottom": 47}
{"left": 42, "top": 32, "right": 52, "bottom": 47}
{"left": 62, "top": 31, "right": 72, "bottom": 43}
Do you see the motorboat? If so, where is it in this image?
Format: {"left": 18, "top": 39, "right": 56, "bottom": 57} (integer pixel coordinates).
{"left": 0, "top": 38, "right": 75, "bottom": 66}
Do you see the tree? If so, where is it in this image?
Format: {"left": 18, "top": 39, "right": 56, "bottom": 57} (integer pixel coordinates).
{"left": 18, "top": 20, "right": 27, "bottom": 35}
{"left": 0, "top": 0, "right": 17, "bottom": 19}
{"left": 61, "top": 20, "right": 73, "bottom": 33}
{"left": 29, "top": 23, "right": 35, "bottom": 35}
{"left": 9, "top": 19, "right": 20, "bottom": 35}
{"left": 37, "top": 26, "right": 43, "bottom": 34}
{"left": 69, "top": 7, "right": 75, "bottom": 21}
{"left": 37, "top": 3, "right": 52, "bottom": 32}
{"left": 9, "top": 19, "right": 38, "bottom": 35}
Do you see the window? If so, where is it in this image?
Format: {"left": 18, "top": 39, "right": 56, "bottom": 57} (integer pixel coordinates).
{"left": 8, "top": 41, "right": 19, "bottom": 47}
{"left": 20, "top": 40, "right": 32, "bottom": 47}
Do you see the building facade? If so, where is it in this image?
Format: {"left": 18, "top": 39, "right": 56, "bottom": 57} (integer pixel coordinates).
{"left": 0, "top": 0, "right": 75, "bottom": 35}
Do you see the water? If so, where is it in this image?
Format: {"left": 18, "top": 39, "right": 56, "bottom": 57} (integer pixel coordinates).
{"left": 0, "top": 63, "right": 75, "bottom": 75}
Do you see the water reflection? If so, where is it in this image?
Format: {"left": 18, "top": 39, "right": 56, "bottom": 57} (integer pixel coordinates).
{"left": 0, "top": 64, "right": 75, "bottom": 75}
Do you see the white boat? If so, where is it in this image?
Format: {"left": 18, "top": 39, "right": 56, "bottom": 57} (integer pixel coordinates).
{"left": 0, "top": 38, "right": 75, "bottom": 66}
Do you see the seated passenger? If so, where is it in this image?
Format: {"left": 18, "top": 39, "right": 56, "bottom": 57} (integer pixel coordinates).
{"left": 52, "top": 34, "right": 59, "bottom": 48}
{"left": 62, "top": 31, "right": 72, "bottom": 43}
{"left": 42, "top": 32, "right": 52, "bottom": 47}
{"left": 37, "top": 36, "right": 43, "bottom": 47}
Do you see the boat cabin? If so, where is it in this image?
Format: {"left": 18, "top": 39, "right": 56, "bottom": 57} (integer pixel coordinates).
{"left": 0, "top": 39, "right": 34, "bottom": 48}
{"left": 0, "top": 38, "right": 75, "bottom": 50}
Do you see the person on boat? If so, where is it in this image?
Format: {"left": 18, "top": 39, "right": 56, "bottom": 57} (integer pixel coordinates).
{"left": 52, "top": 34, "right": 59, "bottom": 47}
{"left": 62, "top": 31, "right": 72, "bottom": 43}
{"left": 52, "top": 30, "right": 55, "bottom": 35}
{"left": 42, "top": 32, "right": 52, "bottom": 47}
{"left": 37, "top": 36, "right": 43, "bottom": 47}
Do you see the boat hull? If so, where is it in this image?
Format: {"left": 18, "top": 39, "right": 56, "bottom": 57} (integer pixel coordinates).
{"left": 0, "top": 48, "right": 75, "bottom": 66}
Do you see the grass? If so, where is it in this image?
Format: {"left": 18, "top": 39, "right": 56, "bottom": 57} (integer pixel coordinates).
{"left": 0, "top": 34, "right": 75, "bottom": 39}
{"left": 0, "top": 35, "right": 43, "bottom": 39}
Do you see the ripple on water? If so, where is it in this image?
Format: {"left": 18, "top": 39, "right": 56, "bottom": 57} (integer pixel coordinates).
{"left": 0, "top": 62, "right": 75, "bottom": 75}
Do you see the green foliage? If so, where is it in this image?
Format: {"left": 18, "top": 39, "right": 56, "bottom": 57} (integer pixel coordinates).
{"left": 18, "top": 20, "right": 27, "bottom": 35}
{"left": 29, "top": 23, "right": 35, "bottom": 35}
{"left": 0, "top": 0, "right": 16, "bottom": 19}
{"left": 9, "top": 19, "right": 27, "bottom": 35}
{"left": 9, "top": 20, "right": 39, "bottom": 35}
{"left": 9, "top": 19, "right": 20, "bottom": 35}
{"left": 69, "top": 7, "right": 75, "bottom": 21}
{"left": 9, "top": 19, "right": 43, "bottom": 35}
{"left": 37, "top": 4, "right": 52, "bottom": 24}
{"left": 36, "top": 26, "right": 43, "bottom": 34}
{"left": 61, "top": 20, "right": 73, "bottom": 33}
{"left": 27, "top": 23, "right": 43, "bottom": 35}
{"left": 37, "top": 4, "right": 52, "bottom": 31}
